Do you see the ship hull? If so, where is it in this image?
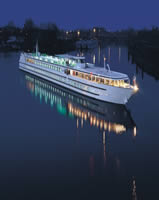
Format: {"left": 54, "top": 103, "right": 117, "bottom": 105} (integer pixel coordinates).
{"left": 19, "top": 54, "right": 134, "bottom": 105}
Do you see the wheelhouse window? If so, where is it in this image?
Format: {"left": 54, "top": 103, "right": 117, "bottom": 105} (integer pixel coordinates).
{"left": 80, "top": 59, "right": 85, "bottom": 63}
{"left": 124, "top": 79, "right": 130, "bottom": 84}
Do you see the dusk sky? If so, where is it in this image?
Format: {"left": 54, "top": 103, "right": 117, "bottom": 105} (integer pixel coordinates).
{"left": 1, "top": 0, "right": 159, "bottom": 31}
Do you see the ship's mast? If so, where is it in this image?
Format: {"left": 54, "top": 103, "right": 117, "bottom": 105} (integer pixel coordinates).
{"left": 36, "top": 40, "right": 39, "bottom": 56}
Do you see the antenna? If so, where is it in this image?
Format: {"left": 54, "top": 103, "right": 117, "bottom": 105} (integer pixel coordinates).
{"left": 36, "top": 40, "right": 39, "bottom": 56}
{"left": 104, "top": 56, "right": 106, "bottom": 70}
{"left": 106, "top": 64, "right": 110, "bottom": 71}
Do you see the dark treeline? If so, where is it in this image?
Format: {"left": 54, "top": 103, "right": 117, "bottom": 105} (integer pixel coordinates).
{"left": 0, "top": 20, "right": 133, "bottom": 54}
{"left": 1, "top": 19, "right": 159, "bottom": 79}
{"left": 0, "top": 19, "right": 76, "bottom": 54}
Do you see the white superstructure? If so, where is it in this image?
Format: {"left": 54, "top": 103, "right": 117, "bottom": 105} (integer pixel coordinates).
{"left": 19, "top": 49, "right": 138, "bottom": 105}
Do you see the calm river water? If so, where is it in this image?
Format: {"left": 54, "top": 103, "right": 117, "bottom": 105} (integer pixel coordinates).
{"left": 0, "top": 45, "right": 159, "bottom": 199}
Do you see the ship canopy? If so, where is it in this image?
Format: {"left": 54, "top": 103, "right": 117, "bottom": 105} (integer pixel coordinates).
{"left": 56, "top": 54, "right": 85, "bottom": 61}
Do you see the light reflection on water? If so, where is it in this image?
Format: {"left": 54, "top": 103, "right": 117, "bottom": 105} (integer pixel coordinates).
{"left": 77, "top": 45, "right": 123, "bottom": 64}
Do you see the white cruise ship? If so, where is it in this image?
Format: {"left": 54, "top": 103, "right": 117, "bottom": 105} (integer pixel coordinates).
{"left": 19, "top": 46, "right": 138, "bottom": 105}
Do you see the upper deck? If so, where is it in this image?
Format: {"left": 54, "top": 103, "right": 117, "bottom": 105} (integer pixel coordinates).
{"left": 24, "top": 52, "right": 129, "bottom": 80}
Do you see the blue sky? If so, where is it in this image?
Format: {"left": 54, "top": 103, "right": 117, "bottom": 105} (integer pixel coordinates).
{"left": 0, "top": 0, "right": 159, "bottom": 30}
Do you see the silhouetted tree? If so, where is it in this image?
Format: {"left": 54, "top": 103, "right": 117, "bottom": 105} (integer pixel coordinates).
{"left": 23, "top": 18, "right": 35, "bottom": 30}
{"left": 7, "top": 20, "right": 15, "bottom": 28}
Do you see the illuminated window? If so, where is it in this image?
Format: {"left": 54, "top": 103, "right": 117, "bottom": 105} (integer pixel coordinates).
{"left": 101, "top": 78, "right": 104, "bottom": 84}
{"left": 96, "top": 77, "right": 100, "bottom": 83}
{"left": 92, "top": 76, "right": 95, "bottom": 81}
{"left": 104, "top": 79, "right": 110, "bottom": 85}
{"left": 114, "top": 80, "right": 119, "bottom": 87}
{"left": 85, "top": 74, "right": 89, "bottom": 80}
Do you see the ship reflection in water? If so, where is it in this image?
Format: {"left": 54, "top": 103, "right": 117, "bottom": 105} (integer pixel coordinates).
{"left": 24, "top": 72, "right": 136, "bottom": 136}
{"left": 21, "top": 72, "right": 137, "bottom": 199}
